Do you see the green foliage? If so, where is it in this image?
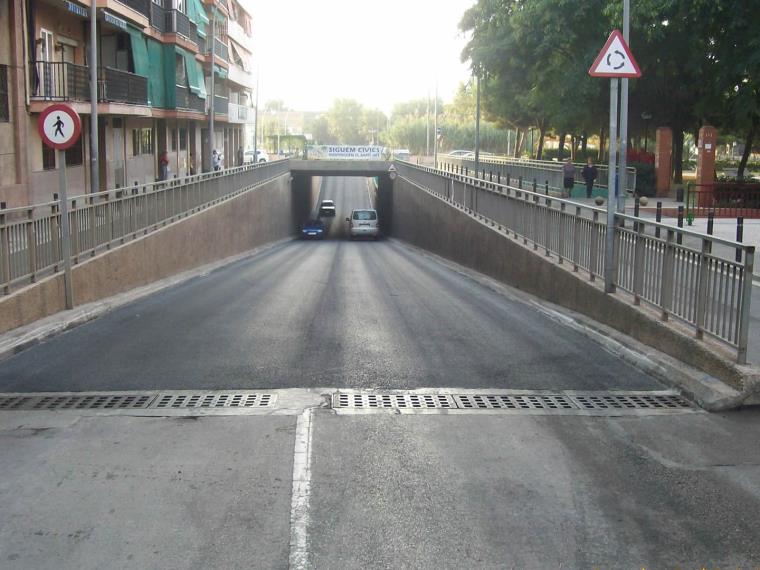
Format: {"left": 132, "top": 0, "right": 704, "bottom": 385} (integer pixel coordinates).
{"left": 630, "top": 162, "right": 656, "bottom": 196}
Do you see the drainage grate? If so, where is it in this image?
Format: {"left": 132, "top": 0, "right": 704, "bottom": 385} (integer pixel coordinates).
{"left": 333, "top": 392, "right": 693, "bottom": 412}
{"left": 570, "top": 393, "right": 691, "bottom": 410}
{"left": 334, "top": 393, "right": 456, "bottom": 409}
{"left": 0, "top": 394, "right": 154, "bottom": 411}
{"left": 454, "top": 394, "right": 576, "bottom": 410}
{"left": 153, "top": 393, "right": 275, "bottom": 409}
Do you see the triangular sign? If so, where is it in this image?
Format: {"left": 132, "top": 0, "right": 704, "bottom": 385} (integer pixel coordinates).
{"left": 589, "top": 30, "right": 641, "bottom": 78}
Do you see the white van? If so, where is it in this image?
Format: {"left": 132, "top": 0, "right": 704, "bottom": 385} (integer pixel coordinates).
{"left": 346, "top": 209, "right": 379, "bottom": 240}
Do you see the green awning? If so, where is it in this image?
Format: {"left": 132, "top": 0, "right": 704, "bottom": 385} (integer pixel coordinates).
{"left": 213, "top": 64, "right": 227, "bottom": 79}
{"left": 179, "top": 47, "right": 203, "bottom": 98}
{"left": 146, "top": 38, "right": 166, "bottom": 107}
{"left": 195, "top": 60, "right": 207, "bottom": 99}
{"left": 127, "top": 26, "right": 150, "bottom": 79}
{"left": 190, "top": 0, "right": 208, "bottom": 36}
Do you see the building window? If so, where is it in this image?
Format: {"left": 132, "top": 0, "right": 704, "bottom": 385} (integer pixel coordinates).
{"left": 0, "top": 65, "right": 9, "bottom": 122}
{"left": 179, "top": 127, "right": 187, "bottom": 150}
{"left": 42, "top": 144, "right": 56, "bottom": 170}
{"left": 132, "top": 128, "right": 154, "bottom": 155}
{"left": 171, "top": 129, "right": 178, "bottom": 151}
{"left": 175, "top": 55, "right": 186, "bottom": 85}
{"left": 65, "top": 135, "right": 83, "bottom": 167}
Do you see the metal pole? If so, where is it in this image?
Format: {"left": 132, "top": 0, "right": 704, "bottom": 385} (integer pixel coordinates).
{"left": 605, "top": 78, "right": 619, "bottom": 293}
{"left": 426, "top": 90, "right": 430, "bottom": 158}
{"left": 57, "top": 150, "right": 74, "bottom": 309}
{"left": 433, "top": 82, "right": 438, "bottom": 168}
{"left": 474, "top": 73, "right": 481, "bottom": 176}
{"left": 617, "top": 0, "right": 630, "bottom": 212}
{"left": 89, "top": 1, "right": 99, "bottom": 193}
{"left": 253, "top": 67, "right": 259, "bottom": 160}
{"left": 208, "top": 7, "right": 216, "bottom": 168}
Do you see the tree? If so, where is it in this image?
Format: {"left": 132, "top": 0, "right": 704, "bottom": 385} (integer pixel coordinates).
{"left": 327, "top": 99, "right": 366, "bottom": 144}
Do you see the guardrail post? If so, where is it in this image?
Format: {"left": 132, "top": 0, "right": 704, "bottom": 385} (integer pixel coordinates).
{"left": 694, "top": 237, "right": 712, "bottom": 339}
{"left": 736, "top": 217, "right": 744, "bottom": 263}
{"left": 104, "top": 192, "right": 112, "bottom": 249}
{"left": 660, "top": 229, "right": 676, "bottom": 321}
{"left": 572, "top": 206, "right": 581, "bottom": 271}
{"left": 655, "top": 201, "right": 662, "bottom": 238}
{"left": 557, "top": 203, "right": 566, "bottom": 263}
{"left": 26, "top": 210, "right": 37, "bottom": 282}
{"left": 497, "top": 172, "right": 501, "bottom": 185}
{"left": 677, "top": 205, "right": 684, "bottom": 245}
{"left": 533, "top": 178, "right": 537, "bottom": 193}
{"left": 518, "top": 176, "right": 523, "bottom": 190}
{"left": 50, "top": 203, "right": 60, "bottom": 272}
{"left": 89, "top": 196, "right": 96, "bottom": 256}
{"left": 70, "top": 199, "right": 80, "bottom": 264}
{"left": 737, "top": 246, "right": 754, "bottom": 364}
{"left": 589, "top": 211, "right": 599, "bottom": 281}
{"left": 532, "top": 194, "right": 539, "bottom": 251}
{"left": 0, "top": 209, "right": 10, "bottom": 293}
{"left": 545, "top": 180, "right": 549, "bottom": 196}
{"left": 632, "top": 220, "right": 645, "bottom": 305}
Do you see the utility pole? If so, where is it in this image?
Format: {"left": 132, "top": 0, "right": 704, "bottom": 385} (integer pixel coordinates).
{"left": 433, "top": 82, "right": 438, "bottom": 168}
{"left": 253, "top": 68, "right": 259, "bottom": 160}
{"left": 208, "top": 6, "right": 216, "bottom": 168}
{"left": 617, "top": 0, "right": 630, "bottom": 212}
{"left": 89, "top": 2, "right": 98, "bottom": 193}
{"left": 474, "top": 73, "right": 481, "bottom": 175}
{"left": 425, "top": 90, "right": 430, "bottom": 158}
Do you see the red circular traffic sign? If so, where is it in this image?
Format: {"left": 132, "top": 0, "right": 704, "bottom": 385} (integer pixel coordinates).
{"left": 38, "top": 104, "right": 82, "bottom": 150}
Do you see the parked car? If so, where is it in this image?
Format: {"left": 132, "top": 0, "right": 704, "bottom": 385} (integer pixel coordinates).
{"left": 448, "top": 149, "right": 472, "bottom": 157}
{"left": 319, "top": 199, "right": 336, "bottom": 217}
{"left": 346, "top": 209, "right": 379, "bottom": 240}
{"left": 301, "top": 219, "right": 326, "bottom": 240}
{"left": 244, "top": 150, "right": 269, "bottom": 163}
{"left": 393, "top": 149, "right": 412, "bottom": 161}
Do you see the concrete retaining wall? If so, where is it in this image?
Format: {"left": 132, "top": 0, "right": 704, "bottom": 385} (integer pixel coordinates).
{"left": 0, "top": 174, "right": 305, "bottom": 334}
{"left": 389, "top": 176, "right": 746, "bottom": 389}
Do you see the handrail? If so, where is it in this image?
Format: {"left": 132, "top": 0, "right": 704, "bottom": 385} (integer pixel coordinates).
{"left": 397, "top": 161, "right": 754, "bottom": 363}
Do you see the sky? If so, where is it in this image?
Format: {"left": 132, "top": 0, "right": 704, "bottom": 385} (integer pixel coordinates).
{"left": 245, "top": 0, "right": 476, "bottom": 114}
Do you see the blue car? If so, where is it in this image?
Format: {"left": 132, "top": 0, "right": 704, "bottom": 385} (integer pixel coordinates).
{"left": 301, "top": 219, "right": 326, "bottom": 240}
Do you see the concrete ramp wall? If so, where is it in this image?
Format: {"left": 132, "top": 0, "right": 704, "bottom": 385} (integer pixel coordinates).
{"left": 388, "top": 176, "right": 746, "bottom": 390}
{"left": 0, "top": 174, "right": 319, "bottom": 334}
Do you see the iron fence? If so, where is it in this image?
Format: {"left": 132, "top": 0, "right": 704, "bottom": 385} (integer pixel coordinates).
{"left": 0, "top": 160, "right": 290, "bottom": 297}
{"left": 30, "top": 62, "right": 148, "bottom": 105}
{"left": 439, "top": 154, "right": 637, "bottom": 195}
{"left": 397, "top": 162, "right": 754, "bottom": 363}
{"left": 687, "top": 183, "right": 760, "bottom": 218}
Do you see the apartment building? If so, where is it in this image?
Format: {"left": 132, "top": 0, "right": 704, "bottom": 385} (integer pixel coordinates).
{"left": 0, "top": 0, "right": 256, "bottom": 206}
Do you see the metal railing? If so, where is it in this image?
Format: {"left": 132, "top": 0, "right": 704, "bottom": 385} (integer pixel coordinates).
{"left": 0, "top": 160, "right": 290, "bottom": 297}
{"left": 175, "top": 85, "right": 206, "bottom": 113}
{"left": 214, "top": 37, "right": 228, "bottom": 61}
{"left": 213, "top": 95, "right": 228, "bottom": 115}
{"left": 166, "top": 8, "right": 190, "bottom": 37}
{"left": 439, "top": 154, "right": 637, "bottom": 195}
{"left": 117, "top": 0, "right": 150, "bottom": 18}
{"left": 31, "top": 62, "right": 148, "bottom": 105}
{"left": 687, "top": 183, "right": 760, "bottom": 218}
{"left": 228, "top": 101, "right": 247, "bottom": 122}
{"left": 150, "top": 1, "right": 167, "bottom": 32}
{"left": 397, "top": 162, "right": 754, "bottom": 363}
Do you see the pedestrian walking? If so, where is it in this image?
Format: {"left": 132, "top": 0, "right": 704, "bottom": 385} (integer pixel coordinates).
{"left": 188, "top": 152, "right": 196, "bottom": 176}
{"left": 212, "top": 149, "right": 221, "bottom": 172}
{"left": 159, "top": 149, "right": 169, "bottom": 181}
{"left": 236, "top": 147, "right": 243, "bottom": 166}
{"left": 581, "top": 157, "right": 598, "bottom": 199}
{"left": 562, "top": 158, "right": 575, "bottom": 198}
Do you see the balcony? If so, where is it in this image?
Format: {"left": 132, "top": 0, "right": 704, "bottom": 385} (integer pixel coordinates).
{"left": 30, "top": 61, "right": 149, "bottom": 106}
{"left": 227, "top": 19, "right": 251, "bottom": 47}
{"left": 149, "top": 1, "right": 167, "bottom": 32}
{"left": 213, "top": 95, "right": 228, "bottom": 115}
{"left": 166, "top": 8, "right": 190, "bottom": 37}
{"left": 175, "top": 85, "right": 206, "bottom": 113}
{"left": 213, "top": 37, "right": 228, "bottom": 61}
{"left": 227, "top": 101, "right": 247, "bottom": 123}
{"left": 117, "top": 0, "right": 150, "bottom": 19}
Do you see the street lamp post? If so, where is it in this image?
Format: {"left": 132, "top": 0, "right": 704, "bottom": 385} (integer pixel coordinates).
{"left": 474, "top": 73, "right": 481, "bottom": 175}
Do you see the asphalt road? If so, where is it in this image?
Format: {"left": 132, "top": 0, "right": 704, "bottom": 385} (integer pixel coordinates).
{"left": 0, "top": 177, "right": 661, "bottom": 393}
{"left": 1, "top": 177, "right": 759, "bottom": 569}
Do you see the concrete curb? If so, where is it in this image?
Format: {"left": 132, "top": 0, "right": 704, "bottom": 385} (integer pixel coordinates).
{"left": 396, "top": 239, "right": 760, "bottom": 412}
{"left": 0, "top": 239, "right": 293, "bottom": 363}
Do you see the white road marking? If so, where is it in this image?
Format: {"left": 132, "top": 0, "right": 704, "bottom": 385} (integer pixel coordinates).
{"left": 289, "top": 407, "right": 315, "bottom": 569}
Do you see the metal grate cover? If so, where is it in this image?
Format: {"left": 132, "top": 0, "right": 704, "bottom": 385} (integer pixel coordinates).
{"left": 334, "top": 393, "right": 456, "bottom": 409}
{"left": 334, "top": 392, "right": 693, "bottom": 412}
{"left": 154, "top": 393, "right": 274, "bottom": 409}
{"left": 0, "top": 394, "right": 154, "bottom": 411}
{"left": 454, "top": 394, "right": 575, "bottom": 410}
{"left": 570, "top": 393, "right": 690, "bottom": 410}
{"left": 0, "top": 392, "right": 276, "bottom": 411}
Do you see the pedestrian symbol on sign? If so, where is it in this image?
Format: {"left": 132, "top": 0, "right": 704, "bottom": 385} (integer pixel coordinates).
{"left": 54, "top": 115, "right": 65, "bottom": 138}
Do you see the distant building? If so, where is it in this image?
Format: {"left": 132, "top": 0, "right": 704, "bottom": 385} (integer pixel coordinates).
{"left": 0, "top": 0, "right": 257, "bottom": 206}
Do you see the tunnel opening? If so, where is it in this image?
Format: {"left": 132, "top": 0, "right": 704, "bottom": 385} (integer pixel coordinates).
{"left": 291, "top": 174, "right": 393, "bottom": 241}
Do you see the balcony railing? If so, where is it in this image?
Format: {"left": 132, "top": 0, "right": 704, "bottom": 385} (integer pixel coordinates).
{"left": 213, "top": 37, "right": 228, "bottom": 61}
{"left": 175, "top": 85, "right": 206, "bottom": 113}
{"left": 213, "top": 95, "right": 228, "bottom": 115}
{"left": 150, "top": 1, "right": 167, "bottom": 32}
{"left": 117, "top": 0, "right": 150, "bottom": 18}
{"left": 30, "top": 61, "right": 149, "bottom": 106}
{"left": 228, "top": 102, "right": 247, "bottom": 122}
{"left": 166, "top": 8, "right": 190, "bottom": 37}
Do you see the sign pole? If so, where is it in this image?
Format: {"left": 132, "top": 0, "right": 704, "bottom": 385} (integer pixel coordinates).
{"left": 605, "top": 78, "right": 619, "bottom": 293}
{"left": 617, "top": 0, "right": 630, "bottom": 213}
{"left": 57, "top": 150, "right": 74, "bottom": 309}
